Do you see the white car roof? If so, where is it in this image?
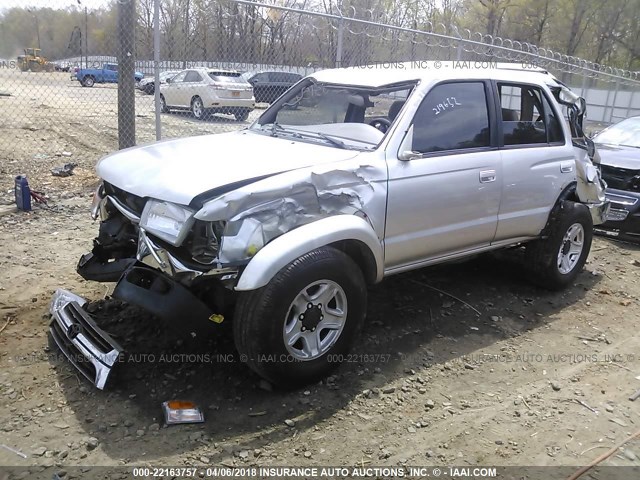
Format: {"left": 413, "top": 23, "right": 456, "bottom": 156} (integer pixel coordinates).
{"left": 190, "top": 67, "right": 241, "bottom": 75}
{"left": 309, "top": 61, "right": 560, "bottom": 88}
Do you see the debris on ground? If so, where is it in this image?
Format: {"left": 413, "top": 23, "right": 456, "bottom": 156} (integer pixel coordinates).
{"left": 0, "top": 444, "right": 27, "bottom": 458}
{"left": 162, "top": 400, "right": 205, "bottom": 425}
{"left": 50, "top": 162, "right": 77, "bottom": 177}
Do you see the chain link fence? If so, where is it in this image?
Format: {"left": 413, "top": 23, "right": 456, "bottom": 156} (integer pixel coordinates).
{"left": 1, "top": 0, "right": 639, "bottom": 171}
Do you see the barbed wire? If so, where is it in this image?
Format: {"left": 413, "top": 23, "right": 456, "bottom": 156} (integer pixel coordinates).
{"left": 229, "top": 0, "right": 640, "bottom": 86}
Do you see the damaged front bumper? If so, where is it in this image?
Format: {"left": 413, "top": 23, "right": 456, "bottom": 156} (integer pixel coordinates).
{"left": 49, "top": 289, "right": 123, "bottom": 389}
{"left": 595, "top": 188, "right": 640, "bottom": 242}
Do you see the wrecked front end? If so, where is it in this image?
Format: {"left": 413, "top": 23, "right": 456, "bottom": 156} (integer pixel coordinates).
{"left": 50, "top": 183, "right": 228, "bottom": 388}
{"left": 50, "top": 162, "right": 384, "bottom": 389}
{"left": 551, "top": 84, "right": 609, "bottom": 224}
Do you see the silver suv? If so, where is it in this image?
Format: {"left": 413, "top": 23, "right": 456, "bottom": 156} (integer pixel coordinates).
{"left": 50, "top": 62, "right": 608, "bottom": 389}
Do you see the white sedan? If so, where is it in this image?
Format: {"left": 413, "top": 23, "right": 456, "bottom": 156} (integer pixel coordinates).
{"left": 159, "top": 68, "right": 255, "bottom": 121}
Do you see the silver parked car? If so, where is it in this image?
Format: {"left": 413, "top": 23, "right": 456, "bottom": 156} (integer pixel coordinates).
{"left": 159, "top": 68, "right": 255, "bottom": 121}
{"left": 50, "top": 62, "right": 608, "bottom": 389}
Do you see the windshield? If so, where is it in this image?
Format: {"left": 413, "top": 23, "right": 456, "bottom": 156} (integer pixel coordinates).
{"left": 208, "top": 71, "right": 243, "bottom": 83}
{"left": 594, "top": 117, "right": 640, "bottom": 148}
{"left": 250, "top": 79, "right": 415, "bottom": 150}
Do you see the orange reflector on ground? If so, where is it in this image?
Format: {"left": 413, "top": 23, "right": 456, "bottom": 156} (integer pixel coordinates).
{"left": 162, "top": 400, "right": 205, "bottom": 425}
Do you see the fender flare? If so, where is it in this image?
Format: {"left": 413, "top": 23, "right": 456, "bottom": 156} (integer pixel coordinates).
{"left": 234, "top": 215, "right": 384, "bottom": 291}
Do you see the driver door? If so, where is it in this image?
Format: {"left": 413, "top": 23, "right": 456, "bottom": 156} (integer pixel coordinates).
{"left": 163, "top": 70, "right": 187, "bottom": 107}
{"left": 385, "top": 80, "right": 502, "bottom": 269}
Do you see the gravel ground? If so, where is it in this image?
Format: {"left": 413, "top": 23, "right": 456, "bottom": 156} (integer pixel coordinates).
{"left": 1, "top": 69, "right": 639, "bottom": 480}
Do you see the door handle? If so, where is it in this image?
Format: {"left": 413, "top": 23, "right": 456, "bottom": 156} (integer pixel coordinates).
{"left": 479, "top": 170, "right": 497, "bottom": 183}
{"left": 560, "top": 162, "right": 574, "bottom": 173}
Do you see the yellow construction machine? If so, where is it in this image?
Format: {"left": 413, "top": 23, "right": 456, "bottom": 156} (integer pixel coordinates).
{"left": 17, "top": 48, "right": 54, "bottom": 72}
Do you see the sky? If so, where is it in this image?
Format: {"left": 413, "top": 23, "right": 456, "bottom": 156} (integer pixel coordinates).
{"left": 0, "top": 0, "right": 108, "bottom": 13}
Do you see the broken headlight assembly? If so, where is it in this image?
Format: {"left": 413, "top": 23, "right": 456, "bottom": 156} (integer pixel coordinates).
{"left": 140, "top": 200, "right": 195, "bottom": 246}
{"left": 188, "top": 220, "right": 223, "bottom": 265}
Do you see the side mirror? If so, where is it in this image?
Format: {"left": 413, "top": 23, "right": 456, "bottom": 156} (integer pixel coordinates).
{"left": 166, "top": 78, "right": 172, "bottom": 84}
{"left": 398, "top": 125, "right": 421, "bottom": 161}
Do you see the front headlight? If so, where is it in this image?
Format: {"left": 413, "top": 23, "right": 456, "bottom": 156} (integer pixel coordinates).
{"left": 140, "top": 200, "right": 195, "bottom": 246}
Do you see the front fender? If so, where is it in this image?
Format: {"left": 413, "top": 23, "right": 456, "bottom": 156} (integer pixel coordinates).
{"left": 235, "top": 215, "right": 383, "bottom": 291}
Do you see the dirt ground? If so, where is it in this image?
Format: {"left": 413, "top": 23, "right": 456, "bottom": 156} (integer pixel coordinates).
{"left": 1, "top": 69, "right": 640, "bottom": 480}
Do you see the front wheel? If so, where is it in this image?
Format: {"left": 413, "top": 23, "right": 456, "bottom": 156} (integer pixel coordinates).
{"left": 524, "top": 201, "right": 593, "bottom": 290}
{"left": 233, "top": 246, "right": 367, "bottom": 388}
{"left": 159, "top": 94, "right": 169, "bottom": 113}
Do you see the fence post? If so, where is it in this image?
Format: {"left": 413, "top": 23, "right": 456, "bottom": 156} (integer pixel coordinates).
{"left": 336, "top": 18, "right": 344, "bottom": 68}
{"left": 154, "top": 0, "right": 162, "bottom": 141}
{"left": 609, "top": 78, "right": 620, "bottom": 124}
{"left": 117, "top": 0, "right": 136, "bottom": 149}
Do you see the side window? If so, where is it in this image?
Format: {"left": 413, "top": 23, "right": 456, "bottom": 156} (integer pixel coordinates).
{"left": 499, "top": 84, "right": 564, "bottom": 145}
{"left": 184, "top": 71, "right": 202, "bottom": 82}
{"left": 411, "top": 82, "right": 490, "bottom": 154}
{"left": 172, "top": 71, "right": 187, "bottom": 83}
{"left": 541, "top": 94, "right": 564, "bottom": 143}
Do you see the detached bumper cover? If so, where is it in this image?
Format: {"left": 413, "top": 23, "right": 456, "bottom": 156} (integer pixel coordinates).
{"left": 49, "top": 289, "right": 123, "bottom": 389}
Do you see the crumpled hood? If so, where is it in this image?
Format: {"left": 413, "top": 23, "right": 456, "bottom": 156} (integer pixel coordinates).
{"left": 97, "top": 130, "right": 361, "bottom": 205}
{"left": 596, "top": 144, "right": 640, "bottom": 171}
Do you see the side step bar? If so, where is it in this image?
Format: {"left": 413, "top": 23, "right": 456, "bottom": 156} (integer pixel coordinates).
{"left": 49, "top": 289, "right": 123, "bottom": 389}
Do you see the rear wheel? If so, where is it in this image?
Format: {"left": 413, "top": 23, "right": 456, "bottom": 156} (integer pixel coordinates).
{"left": 525, "top": 201, "right": 593, "bottom": 290}
{"left": 234, "top": 108, "right": 250, "bottom": 121}
{"left": 191, "top": 96, "right": 206, "bottom": 120}
{"left": 233, "top": 246, "right": 367, "bottom": 388}
{"left": 82, "top": 76, "right": 95, "bottom": 87}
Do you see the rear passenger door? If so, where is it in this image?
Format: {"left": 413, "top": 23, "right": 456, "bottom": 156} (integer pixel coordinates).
{"left": 183, "top": 70, "right": 203, "bottom": 106}
{"left": 493, "top": 82, "right": 573, "bottom": 241}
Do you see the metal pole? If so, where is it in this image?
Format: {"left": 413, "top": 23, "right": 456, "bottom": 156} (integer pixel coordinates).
{"left": 84, "top": 7, "right": 88, "bottom": 69}
{"left": 35, "top": 14, "right": 41, "bottom": 50}
{"left": 580, "top": 68, "right": 587, "bottom": 98}
{"left": 153, "top": 0, "right": 161, "bottom": 141}
{"left": 609, "top": 78, "right": 620, "bottom": 124}
{"left": 336, "top": 19, "right": 343, "bottom": 68}
{"left": 117, "top": 0, "right": 136, "bottom": 149}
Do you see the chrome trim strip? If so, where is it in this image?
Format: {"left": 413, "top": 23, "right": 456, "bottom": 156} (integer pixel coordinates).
{"left": 605, "top": 192, "right": 639, "bottom": 206}
{"left": 137, "top": 231, "right": 237, "bottom": 283}
{"left": 107, "top": 195, "right": 141, "bottom": 223}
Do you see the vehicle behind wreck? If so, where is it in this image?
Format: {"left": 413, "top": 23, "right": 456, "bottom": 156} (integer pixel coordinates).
{"left": 50, "top": 62, "right": 609, "bottom": 389}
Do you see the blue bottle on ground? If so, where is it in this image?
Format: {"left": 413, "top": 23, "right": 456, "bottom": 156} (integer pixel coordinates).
{"left": 15, "top": 175, "right": 32, "bottom": 211}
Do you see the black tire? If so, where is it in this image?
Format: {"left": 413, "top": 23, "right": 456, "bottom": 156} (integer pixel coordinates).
{"left": 233, "top": 246, "right": 367, "bottom": 388}
{"left": 144, "top": 84, "right": 154, "bottom": 95}
{"left": 234, "top": 108, "right": 250, "bottom": 121}
{"left": 82, "top": 76, "right": 95, "bottom": 87}
{"left": 159, "top": 94, "right": 169, "bottom": 113}
{"left": 524, "top": 201, "right": 593, "bottom": 290}
{"left": 191, "top": 96, "right": 206, "bottom": 120}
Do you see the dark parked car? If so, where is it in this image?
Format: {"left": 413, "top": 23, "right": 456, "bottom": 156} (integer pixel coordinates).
{"left": 137, "top": 70, "right": 180, "bottom": 95}
{"left": 242, "top": 71, "right": 302, "bottom": 104}
{"left": 594, "top": 116, "right": 640, "bottom": 242}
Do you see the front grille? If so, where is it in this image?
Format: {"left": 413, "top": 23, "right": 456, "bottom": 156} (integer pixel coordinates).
{"left": 601, "top": 165, "right": 640, "bottom": 191}
{"left": 104, "top": 182, "right": 147, "bottom": 216}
